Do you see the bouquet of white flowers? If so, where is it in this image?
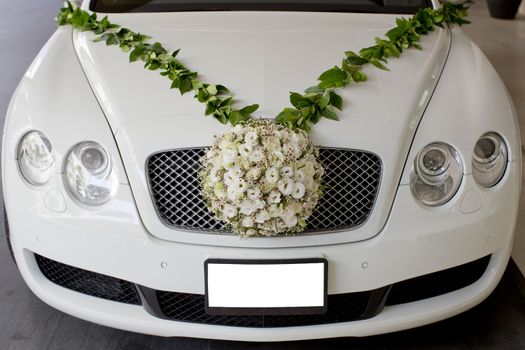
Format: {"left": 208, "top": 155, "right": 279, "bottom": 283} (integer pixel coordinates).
{"left": 200, "top": 120, "right": 324, "bottom": 236}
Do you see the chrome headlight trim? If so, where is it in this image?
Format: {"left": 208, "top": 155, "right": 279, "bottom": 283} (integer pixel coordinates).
{"left": 17, "top": 131, "right": 55, "bottom": 186}
{"left": 410, "top": 142, "right": 463, "bottom": 207}
{"left": 472, "top": 132, "right": 508, "bottom": 188}
{"left": 64, "top": 141, "right": 118, "bottom": 206}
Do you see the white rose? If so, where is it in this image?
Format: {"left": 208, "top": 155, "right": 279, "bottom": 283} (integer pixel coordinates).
{"left": 239, "top": 143, "right": 253, "bottom": 157}
{"left": 294, "top": 169, "right": 305, "bottom": 182}
{"left": 302, "top": 161, "right": 315, "bottom": 177}
{"left": 272, "top": 151, "right": 285, "bottom": 167}
{"left": 227, "top": 186, "right": 241, "bottom": 201}
{"left": 223, "top": 204, "right": 238, "bottom": 218}
{"left": 231, "top": 165, "right": 244, "bottom": 177}
{"left": 268, "top": 204, "right": 283, "bottom": 218}
{"left": 255, "top": 210, "right": 270, "bottom": 224}
{"left": 240, "top": 200, "right": 256, "bottom": 215}
{"left": 280, "top": 166, "right": 293, "bottom": 178}
{"left": 290, "top": 134, "right": 301, "bottom": 153}
{"left": 267, "top": 190, "right": 281, "bottom": 204}
{"left": 245, "top": 131, "right": 259, "bottom": 145}
{"left": 209, "top": 166, "right": 221, "bottom": 183}
{"left": 246, "top": 167, "right": 261, "bottom": 181}
{"left": 249, "top": 149, "right": 263, "bottom": 163}
{"left": 222, "top": 157, "right": 234, "bottom": 169}
{"left": 265, "top": 167, "right": 279, "bottom": 184}
{"left": 247, "top": 188, "right": 261, "bottom": 200}
{"left": 254, "top": 199, "right": 266, "bottom": 210}
{"left": 283, "top": 209, "right": 298, "bottom": 228}
{"left": 223, "top": 144, "right": 238, "bottom": 159}
{"left": 242, "top": 216, "right": 254, "bottom": 228}
{"left": 278, "top": 178, "right": 294, "bottom": 196}
{"left": 231, "top": 124, "right": 243, "bottom": 136}
{"left": 219, "top": 139, "right": 230, "bottom": 150}
{"left": 292, "top": 182, "right": 306, "bottom": 199}
{"left": 213, "top": 182, "right": 226, "bottom": 199}
{"left": 231, "top": 178, "right": 248, "bottom": 193}
{"left": 223, "top": 171, "right": 236, "bottom": 186}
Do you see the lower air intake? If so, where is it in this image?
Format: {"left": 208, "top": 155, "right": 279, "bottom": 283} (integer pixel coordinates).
{"left": 35, "top": 254, "right": 141, "bottom": 305}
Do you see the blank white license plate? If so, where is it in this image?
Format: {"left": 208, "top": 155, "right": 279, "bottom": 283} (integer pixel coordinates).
{"left": 205, "top": 259, "right": 327, "bottom": 315}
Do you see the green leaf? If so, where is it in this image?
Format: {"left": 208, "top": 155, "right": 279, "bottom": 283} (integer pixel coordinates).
{"left": 310, "top": 111, "right": 321, "bottom": 124}
{"left": 370, "top": 59, "right": 389, "bottom": 71}
{"left": 197, "top": 88, "right": 208, "bottom": 103}
{"left": 321, "top": 106, "right": 339, "bottom": 121}
{"left": 213, "top": 111, "right": 228, "bottom": 124}
{"left": 318, "top": 90, "right": 331, "bottom": 109}
{"left": 105, "top": 34, "right": 120, "bottom": 46}
{"left": 300, "top": 106, "right": 312, "bottom": 117}
{"left": 178, "top": 77, "right": 193, "bottom": 94}
{"left": 304, "top": 85, "right": 325, "bottom": 93}
{"left": 318, "top": 67, "right": 347, "bottom": 89}
{"left": 205, "top": 102, "right": 216, "bottom": 116}
{"left": 239, "top": 104, "right": 259, "bottom": 117}
{"left": 216, "top": 85, "right": 230, "bottom": 95}
{"left": 275, "top": 108, "right": 300, "bottom": 123}
{"left": 329, "top": 91, "right": 343, "bottom": 110}
{"left": 345, "top": 55, "right": 369, "bottom": 65}
{"left": 229, "top": 110, "right": 242, "bottom": 125}
{"left": 290, "top": 92, "right": 304, "bottom": 108}
{"left": 351, "top": 70, "right": 368, "bottom": 82}
{"left": 205, "top": 84, "right": 218, "bottom": 96}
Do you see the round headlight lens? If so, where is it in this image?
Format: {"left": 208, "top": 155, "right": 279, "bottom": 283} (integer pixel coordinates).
{"left": 411, "top": 142, "right": 463, "bottom": 207}
{"left": 64, "top": 141, "right": 118, "bottom": 205}
{"left": 17, "top": 131, "right": 55, "bottom": 185}
{"left": 472, "top": 132, "right": 507, "bottom": 188}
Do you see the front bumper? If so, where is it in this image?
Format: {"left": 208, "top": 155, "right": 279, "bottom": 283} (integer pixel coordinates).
{"left": 3, "top": 154, "right": 520, "bottom": 341}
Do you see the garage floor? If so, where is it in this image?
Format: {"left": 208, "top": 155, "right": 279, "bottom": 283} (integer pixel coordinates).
{"left": 1, "top": 1, "right": 525, "bottom": 349}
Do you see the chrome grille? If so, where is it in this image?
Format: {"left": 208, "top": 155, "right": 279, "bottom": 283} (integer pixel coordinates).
{"left": 147, "top": 148, "right": 382, "bottom": 234}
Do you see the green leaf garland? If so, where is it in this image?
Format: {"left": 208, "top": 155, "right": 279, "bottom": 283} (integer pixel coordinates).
{"left": 57, "top": 1, "right": 471, "bottom": 132}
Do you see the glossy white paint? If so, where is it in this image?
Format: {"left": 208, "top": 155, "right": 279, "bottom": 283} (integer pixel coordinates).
{"left": 1, "top": 2, "right": 521, "bottom": 341}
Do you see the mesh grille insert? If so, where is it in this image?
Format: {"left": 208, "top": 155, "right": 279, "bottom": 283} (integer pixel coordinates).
{"left": 147, "top": 148, "right": 382, "bottom": 233}
{"left": 35, "top": 254, "right": 141, "bottom": 305}
{"left": 155, "top": 290, "right": 377, "bottom": 327}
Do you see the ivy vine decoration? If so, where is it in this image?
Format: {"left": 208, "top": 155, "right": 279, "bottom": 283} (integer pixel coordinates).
{"left": 57, "top": 1, "right": 471, "bottom": 132}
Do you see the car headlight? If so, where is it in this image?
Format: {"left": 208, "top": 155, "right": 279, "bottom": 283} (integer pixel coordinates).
{"left": 410, "top": 142, "right": 463, "bottom": 207}
{"left": 64, "top": 141, "right": 118, "bottom": 205}
{"left": 17, "top": 131, "right": 55, "bottom": 185}
{"left": 472, "top": 132, "right": 508, "bottom": 188}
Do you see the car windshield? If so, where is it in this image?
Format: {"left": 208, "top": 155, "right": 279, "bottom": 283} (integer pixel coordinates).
{"left": 90, "top": 0, "right": 431, "bottom": 14}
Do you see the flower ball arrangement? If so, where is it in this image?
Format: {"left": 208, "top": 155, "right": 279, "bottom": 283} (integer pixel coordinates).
{"left": 200, "top": 120, "right": 324, "bottom": 237}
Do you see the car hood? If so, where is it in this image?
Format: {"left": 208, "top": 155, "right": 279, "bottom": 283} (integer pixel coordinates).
{"left": 72, "top": 11, "right": 451, "bottom": 246}
{"left": 73, "top": 11, "right": 449, "bottom": 132}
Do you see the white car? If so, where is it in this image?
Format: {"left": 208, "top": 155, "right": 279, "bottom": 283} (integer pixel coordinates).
{"left": 2, "top": 0, "right": 521, "bottom": 342}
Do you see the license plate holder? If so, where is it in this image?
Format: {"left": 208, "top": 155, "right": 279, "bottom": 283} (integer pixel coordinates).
{"left": 204, "top": 258, "right": 328, "bottom": 316}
